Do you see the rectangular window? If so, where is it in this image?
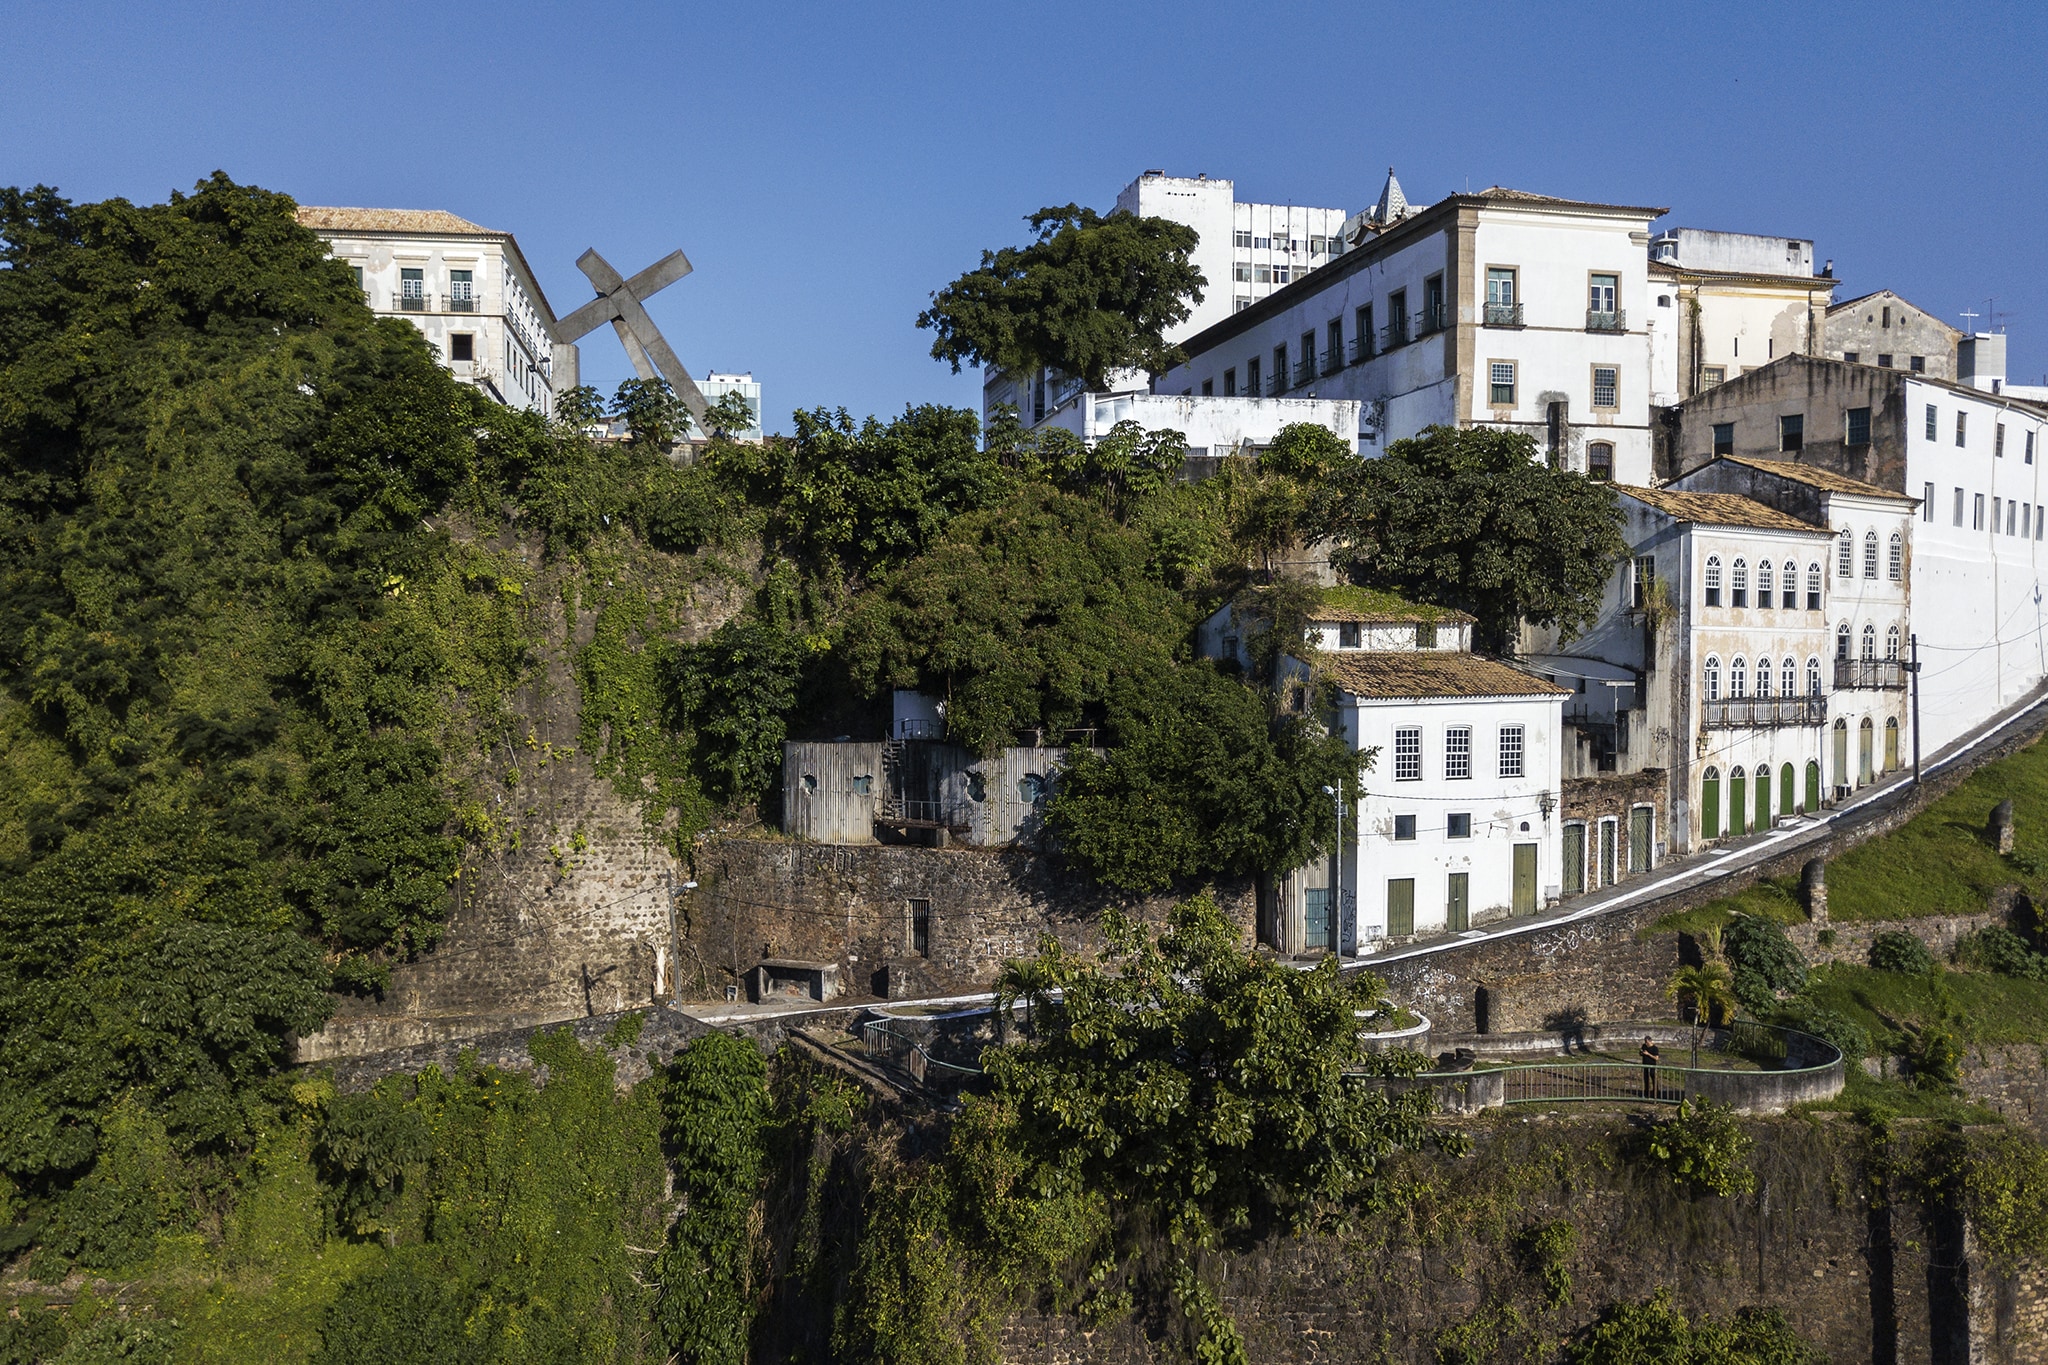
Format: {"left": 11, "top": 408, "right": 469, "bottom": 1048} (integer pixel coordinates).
{"left": 1253, "top": 266, "right": 1271, "bottom": 283}
{"left": 1489, "top": 360, "right": 1516, "bottom": 406}
{"left": 1592, "top": 366, "right": 1618, "bottom": 409}
{"left": 449, "top": 333, "right": 474, "bottom": 362}
{"left": 1424, "top": 274, "right": 1445, "bottom": 330}
{"left": 909, "top": 899, "right": 931, "bottom": 958}
{"left": 1273, "top": 267, "right": 1290, "bottom": 285}
{"left": 349, "top": 263, "right": 364, "bottom": 289}
{"left": 1387, "top": 289, "right": 1408, "bottom": 344}
{"left": 1201, "top": 379, "right": 1213, "bottom": 396}
{"left": 1246, "top": 357, "right": 1260, "bottom": 393}
{"left": 1394, "top": 727, "right": 1421, "bottom": 781}
{"left": 1447, "top": 813, "right": 1472, "bottom": 839}
{"left": 1223, "top": 367, "right": 1236, "bottom": 397}
{"left": 1994, "top": 498, "right": 2002, "bottom": 533}
{"left": 1997, "top": 422, "right": 2007, "bottom": 457}
{"left": 1355, "top": 305, "right": 1374, "bottom": 359}
{"left": 1632, "top": 555, "right": 1656, "bottom": 609}
{"left": 1393, "top": 815, "right": 1417, "bottom": 841}
{"left": 1273, "top": 346, "right": 1287, "bottom": 391}
{"left": 1955, "top": 487, "right": 1966, "bottom": 527}
{"left": 2010, "top": 499, "right": 2019, "bottom": 536}
{"left": 1878, "top": 354, "right": 1893, "bottom": 368}
{"left": 1588, "top": 272, "right": 1619, "bottom": 320}
{"left": 1780, "top": 413, "right": 1804, "bottom": 452}
{"left": 449, "top": 268, "right": 473, "bottom": 304}
{"left": 1252, "top": 236, "right": 1270, "bottom": 250}
{"left": 1701, "top": 365, "right": 1726, "bottom": 388}
{"left": 1844, "top": 352, "right": 1860, "bottom": 364}
{"left": 1326, "top": 318, "right": 1342, "bottom": 370}
{"left": 1957, "top": 411, "right": 1968, "bottom": 446}
{"left": 1974, "top": 493, "right": 1986, "bottom": 530}
{"left": 1923, "top": 482, "right": 1934, "bottom": 523}
{"left": 1925, "top": 404, "right": 1939, "bottom": 440}
{"left": 1445, "top": 727, "right": 1472, "bottom": 780}
{"left": 1415, "top": 621, "right": 1437, "bottom": 648}
{"left": 1498, "top": 725, "right": 1525, "bottom": 778}
{"left": 2039, "top": 506, "right": 2045, "bottom": 541}
{"left": 1486, "top": 266, "right": 1516, "bottom": 304}
{"left": 1233, "top": 264, "right": 1251, "bottom": 282}
{"left": 2029, "top": 431, "right": 2037, "bottom": 464}
{"left": 1338, "top": 622, "right": 1361, "bottom": 648}
{"left": 1712, "top": 422, "right": 1734, "bottom": 457}
{"left": 399, "top": 266, "right": 424, "bottom": 298}
{"left": 1234, "top": 229, "right": 1252, "bottom": 248}
{"left": 1846, "top": 406, "right": 1871, "bottom": 445}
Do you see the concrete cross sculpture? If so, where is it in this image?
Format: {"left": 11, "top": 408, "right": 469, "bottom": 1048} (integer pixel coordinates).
{"left": 552, "top": 247, "right": 708, "bottom": 425}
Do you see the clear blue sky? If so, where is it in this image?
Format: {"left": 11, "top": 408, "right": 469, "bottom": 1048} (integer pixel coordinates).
{"left": 6, "top": 0, "right": 2045, "bottom": 431}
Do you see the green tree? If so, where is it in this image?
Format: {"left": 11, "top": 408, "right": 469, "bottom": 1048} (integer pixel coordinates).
{"left": 1562, "top": 1289, "right": 1823, "bottom": 1363}
{"left": 1046, "top": 664, "right": 1365, "bottom": 894}
{"left": 1666, "top": 962, "right": 1737, "bottom": 1067}
{"left": 1642, "top": 1098, "right": 1757, "bottom": 1198}
{"left": 1033, "top": 418, "right": 1187, "bottom": 523}
{"left": 669, "top": 617, "right": 808, "bottom": 806}
{"left": 552, "top": 383, "right": 608, "bottom": 428}
{"left": 612, "top": 376, "right": 692, "bottom": 446}
{"left": 918, "top": 205, "right": 1205, "bottom": 389}
{"left": 1312, "top": 425, "right": 1627, "bottom": 650}
{"left": 703, "top": 389, "right": 759, "bottom": 439}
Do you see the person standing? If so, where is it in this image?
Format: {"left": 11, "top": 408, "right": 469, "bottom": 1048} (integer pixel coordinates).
{"left": 1640, "top": 1035, "right": 1661, "bottom": 1099}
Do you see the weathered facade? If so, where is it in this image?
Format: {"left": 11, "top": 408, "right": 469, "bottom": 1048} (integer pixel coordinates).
{"left": 780, "top": 741, "right": 1069, "bottom": 848}
{"left": 1824, "top": 288, "right": 1962, "bottom": 380}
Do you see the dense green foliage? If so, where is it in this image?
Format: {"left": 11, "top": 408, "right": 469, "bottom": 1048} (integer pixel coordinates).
{"left": 917, "top": 205, "right": 1205, "bottom": 388}
{"left": 1642, "top": 1098, "right": 1756, "bottom": 1198}
{"left": 1723, "top": 915, "right": 1807, "bottom": 1015}
{"left": 1562, "top": 1291, "right": 1825, "bottom": 1364}
{"left": 1312, "top": 424, "right": 1627, "bottom": 649}
{"left": 1870, "top": 930, "right": 1936, "bottom": 975}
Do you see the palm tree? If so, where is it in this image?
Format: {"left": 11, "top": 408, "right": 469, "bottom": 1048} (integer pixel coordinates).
{"left": 1666, "top": 962, "right": 1737, "bottom": 1070}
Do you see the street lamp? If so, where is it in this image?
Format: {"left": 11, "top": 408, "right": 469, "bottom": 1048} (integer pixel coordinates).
{"left": 1322, "top": 784, "right": 1343, "bottom": 956}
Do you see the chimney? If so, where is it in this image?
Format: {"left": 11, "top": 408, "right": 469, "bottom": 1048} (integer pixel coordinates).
{"left": 1821, "top": 259, "right": 1833, "bottom": 278}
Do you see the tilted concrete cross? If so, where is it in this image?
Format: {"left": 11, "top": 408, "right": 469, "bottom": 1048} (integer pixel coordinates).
{"left": 552, "top": 247, "right": 708, "bottom": 424}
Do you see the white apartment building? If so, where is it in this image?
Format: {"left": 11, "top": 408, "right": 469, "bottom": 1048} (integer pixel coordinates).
{"left": 1669, "top": 354, "right": 2048, "bottom": 754}
{"left": 1034, "top": 392, "right": 1361, "bottom": 463}
{"left": 299, "top": 207, "right": 567, "bottom": 416}
{"left": 1668, "top": 457, "right": 1916, "bottom": 797}
{"left": 1154, "top": 187, "right": 1669, "bottom": 484}
{"left": 699, "top": 371, "right": 764, "bottom": 440}
{"left": 1645, "top": 228, "right": 1836, "bottom": 405}
{"left": 1198, "top": 588, "right": 1563, "bottom": 951}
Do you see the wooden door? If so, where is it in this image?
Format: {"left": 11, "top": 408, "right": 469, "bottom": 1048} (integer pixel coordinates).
{"left": 1446, "top": 873, "right": 1469, "bottom": 931}
{"left": 1512, "top": 844, "right": 1538, "bottom": 916}
{"left": 1386, "top": 879, "right": 1414, "bottom": 937}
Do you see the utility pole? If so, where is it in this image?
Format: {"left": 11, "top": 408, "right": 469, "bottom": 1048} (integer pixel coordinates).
{"left": 1909, "top": 633, "right": 1923, "bottom": 785}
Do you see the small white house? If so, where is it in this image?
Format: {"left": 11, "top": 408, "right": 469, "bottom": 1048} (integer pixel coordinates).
{"left": 1198, "top": 586, "right": 1475, "bottom": 675}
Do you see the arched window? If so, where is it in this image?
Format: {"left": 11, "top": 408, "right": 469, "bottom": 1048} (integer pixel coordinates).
{"left": 1730, "top": 656, "right": 1748, "bottom": 697}
{"left": 1755, "top": 656, "right": 1773, "bottom": 697}
{"left": 1806, "top": 562, "right": 1822, "bottom": 610}
{"left": 1587, "top": 441, "right": 1613, "bottom": 480}
{"left": 1887, "top": 532, "right": 1903, "bottom": 581}
{"left": 1862, "top": 623, "right": 1877, "bottom": 660}
{"left": 1886, "top": 623, "right": 1900, "bottom": 660}
{"left": 1863, "top": 530, "right": 1879, "bottom": 578}
{"left": 1782, "top": 560, "right": 1799, "bottom": 608}
{"left": 1807, "top": 656, "right": 1822, "bottom": 695}
{"left": 1837, "top": 526, "right": 1854, "bottom": 576}
{"left": 1731, "top": 558, "right": 1749, "bottom": 607}
{"left": 1757, "top": 560, "right": 1774, "bottom": 602}
{"left": 1781, "top": 658, "right": 1797, "bottom": 697}
{"left": 1704, "top": 556, "right": 1723, "bottom": 607}
{"left": 1704, "top": 655, "right": 1721, "bottom": 701}
{"left": 1836, "top": 622, "right": 1851, "bottom": 661}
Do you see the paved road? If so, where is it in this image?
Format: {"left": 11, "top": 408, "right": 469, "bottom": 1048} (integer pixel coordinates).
{"left": 681, "top": 684, "right": 2048, "bottom": 1029}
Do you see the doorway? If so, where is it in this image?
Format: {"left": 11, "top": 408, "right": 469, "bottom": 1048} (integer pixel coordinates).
{"left": 1512, "top": 844, "right": 1538, "bottom": 915}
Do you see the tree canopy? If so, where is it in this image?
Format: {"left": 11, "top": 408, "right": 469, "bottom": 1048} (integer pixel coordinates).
{"left": 1312, "top": 424, "right": 1627, "bottom": 651}
{"left": 917, "top": 205, "right": 1205, "bottom": 389}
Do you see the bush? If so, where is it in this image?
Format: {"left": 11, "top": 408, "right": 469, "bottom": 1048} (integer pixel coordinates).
{"left": 1954, "top": 924, "right": 2048, "bottom": 980}
{"left": 1641, "top": 1097, "right": 1756, "bottom": 1198}
{"left": 1870, "top": 931, "right": 1936, "bottom": 974}
{"left": 1724, "top": 915, "right": 1806, "bottom": 997}
{"left": 1562, "top": 1290, "right": 1824, "bottom": 1364}
{"left": 1958, "top": 1129, "right": 2048, "bottom": 1259}
{"left": 1774, "top": 1000, "right": 1871, "bottom": 1061}
{"left": 314, "top": 1092, "right": 432, "bottom": 1237}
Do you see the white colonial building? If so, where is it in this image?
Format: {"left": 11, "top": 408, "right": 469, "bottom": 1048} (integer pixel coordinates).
{"left": 1154, "top": 186, "right": 1668, "bottom": 483}
{"left": 1645, "top": 228, "right": 1836, "bottom": 405}
{"left": 298, "top": 206, "right": 568, "bottom": 416}
{"left": 1035, "top": 392, "right": 1361, "bottom": 465}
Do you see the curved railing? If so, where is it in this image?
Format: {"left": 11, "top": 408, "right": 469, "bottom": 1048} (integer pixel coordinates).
{"left": 1380, "top": 1021, "right": 1844, "bottom": 1115}
{"left": 861, "top": 1013, "right": 988, "bottom": 1087}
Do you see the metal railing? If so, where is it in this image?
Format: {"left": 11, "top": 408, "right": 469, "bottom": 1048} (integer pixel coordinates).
{"left": 395, "top": 290, "right": 430, "bottom": 312}
{"left": 1416, "top": 304, "right": 1448, "bottom": 336}
{"left": 1702, "top": 696, "right": 1828, "bottom": 728}
{"left": 1381, "top": 321, "right": 1410, "bottom": 350}
{"left": 1350, "top": 334, "right": 1375, "bottom": 364}
{"left": 1322, "top": 346, "right": 1344, "bottom": 375}
{"left": 448, "top": 290, "right": 478, "bottom": 313}
{"left": 1483, "top": 301, "right": 1524, "bottom": 327}
{"left": 1294, "top": 358, "right": 1317, "bottom": 387}
{"left": 1268, "top": 372, "right": 1288, "bottom": 396}
{"left": 1836, "top": 659, "right": 1906, "bottom": 690}
{"left": 1586, "top": 308, "right": 1626, "bottom": 333}
{"left": 862, "top": 1019, "right": 985, "bottom": 1087}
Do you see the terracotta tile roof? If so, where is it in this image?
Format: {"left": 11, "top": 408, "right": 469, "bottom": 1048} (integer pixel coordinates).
{"left": 1320, "top": 652, "right": 1570, "bottom": 700}
{"left": 295, "top": 206, "right": 502, "bottom": 236}
{"left": 1615, "top": 485, "right": 1828, "bottom": 534}
{"left": 1714, "top": 455, "right": 1916, "bottom": 502}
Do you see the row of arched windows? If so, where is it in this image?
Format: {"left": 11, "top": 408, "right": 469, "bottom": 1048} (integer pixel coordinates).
{"left": 1703, "top": 655, "right": 1822, "bottom": 700}
{"left": 1834, "top": 621, "right": 1902, "bottom": 661}
{"left": 1836, "top": 526, "right": 1905, "bottom": 582}
{"left": 1703, "top": 557, "right": 1823, "bottom": 609}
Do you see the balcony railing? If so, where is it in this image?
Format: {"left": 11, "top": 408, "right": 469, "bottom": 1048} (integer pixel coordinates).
{"left": 1416, "top": 303, "right": 1448, "bottom": 336}
{"left": 1483, "top": 301, "right": 1524, "bottom": 327}
{"left": 1268, "top": 372, "right": 1287, "bottom": 396}
{"left": 1294, "top": 358, "right": 1317, "bottom": 387}
{"left": 1350, "top": 334, "right": 1375, "bottom": 364}
{"left": 1322, "top": 346, "right": 1344, "bottom": 375}
{"left": 1381, "top": 321, "right": 1410, "bottom": 351}
{"left": 1702, "top": 696, "right": 1828, "bottom": 729}
{"left": 395, "top": 290, "right": 430, "bottom": 312}
{"left": 448, "top": 290, "right": 478, "bottom": 313}
{"left": 1835, "top": 659, "right": 1906, "bottom": 690}
{"left": 1586, "top": 308, "right": 1626, "bottom": 333}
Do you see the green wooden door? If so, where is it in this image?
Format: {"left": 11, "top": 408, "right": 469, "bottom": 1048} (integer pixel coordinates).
{"left": 1387, "top": 879, "right": 1415, "bottom": 937}
{"left": 1755, "top": 767, "right": 1771, "bottom": 829}
{"left": 1859, "top": 720, "right": 1875, "bottom": 785}
{"left": 1780, "top": 763, "right": 1795, "bottom": 815}
{"left": 1833, "top": 722, "right": 1849, "bottom": 789}
{"left": 1446, "top": 873, "right": 1469, "bottom": 931}
{"left": 1885, "top": 719, "right": 1900, "bottom": 771}
{"left": 1562, "top": 824, "right": 1586, "bottom": 895}
{"left": 1806, "top": 760, "right": 1822, "bottom": 811}
{"left": 1600, "top": 820, "right": 1618, "bottom": 886}
{"left": 1729, "top": 769, "right": 1747, "bottom": 836}
{"left": 1702, "top": 770, "right": 1721, "bottom": 840}
{"left": 1629, "top": 806, "right": 1653, "bottom": 873}
{"left": 1512, "top": 844, "right": 1538, "bottom": 916}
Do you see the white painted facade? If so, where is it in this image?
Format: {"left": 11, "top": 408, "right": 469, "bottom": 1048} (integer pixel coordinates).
{"left": 298, "top": 207, "right": 564, "bottom": 416}
{"left": 1034, "top": 392, "right": 1362, "bottom": 458}
{"left": 1900, "top": 378, "right": 2048, "bottom": 752}
{"left": 1153, "top": 189, "right": 1667, "bottom": 484}
{"left": 1646, "top": 232, "right": 1835, "bottom": 405}
{"left": 699, "top": 371, "right": 764, "bottom": 440}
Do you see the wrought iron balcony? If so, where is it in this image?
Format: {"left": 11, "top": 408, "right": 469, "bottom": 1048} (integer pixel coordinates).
{"left": 395, "top": 290, "right": 430, "bottom": 313}
{"left": 1702, "top": 696, "right": 1828, "bottom": 729}
{"left": 448, "top": 290, "right": 478, "bottom": 313}
{"left": 1416, "top": 304, "right": 1448, "bottom": 336}
{"left": 1268, "top": 372, "right": 1287, "bottom": 396}
{"left": 1349, "top": 334, "right": 1375, "bottom": 364}
{"left": 1381, "top": 321, "right": 1409, "bottom": 351}
{"left": 1835, "top": 659, "right": 1906, "bottom": 690}
{"left": 1586, "top": 308, "right": 1626, "bottom": 333}
{"left": 1322, "top": 346, "right": 1344, "bottom": 375}
{"left": 1294, "top": 358, "right": 1317, "bottom": 387}
{"left": 1483, "top": 301, "right": 1524, "bottom": 327}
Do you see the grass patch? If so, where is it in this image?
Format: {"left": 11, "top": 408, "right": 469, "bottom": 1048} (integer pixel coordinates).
{"left": 1800, "top": 962, "right": 2048, "bottom": 1048}
{"left": 1644, "top": 878, "right": 1806, "bottom": 939}
{"left": 1798, "top": 1064, "right": 2006, "bottom": 1125}
{"left": 1827, "top": 736, "right": 2048, "bottom": 921}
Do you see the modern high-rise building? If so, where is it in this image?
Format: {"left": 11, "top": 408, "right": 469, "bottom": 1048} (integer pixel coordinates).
{"left": 698, "top": 371, "right": 764, "bottom": 441}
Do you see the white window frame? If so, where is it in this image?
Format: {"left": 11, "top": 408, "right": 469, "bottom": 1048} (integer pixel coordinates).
{"left": 1394, "top": 727, "right": 1422, "bottom": 781}
{"left": 1498, "top": 725, "right": 1525, "bottom": 778}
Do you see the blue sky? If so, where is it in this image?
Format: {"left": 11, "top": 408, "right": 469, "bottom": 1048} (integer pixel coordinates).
{"left": 6, "top": 1, "right": 2045, "bottom": 431}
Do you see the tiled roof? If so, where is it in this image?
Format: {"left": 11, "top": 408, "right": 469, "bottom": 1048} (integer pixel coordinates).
{"left": 1615, "top": 486, "right": 1828, "bottom": 534}
{"left": 1714, "top": 455, "right": 1916, "bottom": 502}
{"left": 1320, "top": 652, "right": 1570, "bottom": 700}
{"left": 1308, "top": 585, "right": 1475, "bottom": 625}
{"left": 1474, "top": 186, "right": 1671, "bottom": 216}
{"left": 295, "top": 206, "right": 502, "bottom": 236}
